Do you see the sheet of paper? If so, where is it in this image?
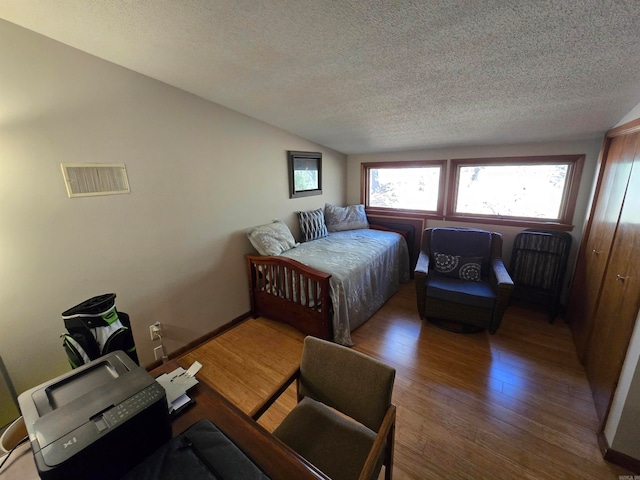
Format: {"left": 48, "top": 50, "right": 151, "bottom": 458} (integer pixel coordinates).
{"left": 185, "top": 361, "right": 202, "bottom": 378}
{"left": 170, "top": 393, "right": 192, "bottom": 413}
{"left": 156, "top": 367, "right": 198, "bottom": 406}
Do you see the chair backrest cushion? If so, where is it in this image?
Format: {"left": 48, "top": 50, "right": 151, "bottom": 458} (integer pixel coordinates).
{"left": 430, "top": 228, "right": 493, "bottom": 275}
{"left": 298, "top": 336, "right": 395, "bottom": 432}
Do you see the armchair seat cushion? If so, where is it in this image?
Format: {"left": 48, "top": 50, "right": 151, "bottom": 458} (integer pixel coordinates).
{"left": 426, "top": 275, "right": 496, "bottom": 309}
{"left": 273, "top": 396, "right": 380, "bottom": 480}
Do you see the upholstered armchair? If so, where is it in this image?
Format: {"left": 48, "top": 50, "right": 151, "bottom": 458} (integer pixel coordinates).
{"left": 414, "top": 228, "right": 514, "bottom": 334}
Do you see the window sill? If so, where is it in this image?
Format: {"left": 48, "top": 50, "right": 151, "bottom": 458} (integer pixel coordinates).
{"left": 444, "top": 214, "right": 574, "bottom": 231}
{"left": 364, "top": 207, "right": 443, "bottom": 219}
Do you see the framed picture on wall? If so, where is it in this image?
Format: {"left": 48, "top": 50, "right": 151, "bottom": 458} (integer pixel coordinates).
{"left": 288, "top": 151, "right": 322, "bottom": 198}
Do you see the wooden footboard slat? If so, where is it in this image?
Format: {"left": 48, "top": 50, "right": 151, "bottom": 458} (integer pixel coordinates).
{"left": 246, "top": 254, "right": 332, "bottom": 340}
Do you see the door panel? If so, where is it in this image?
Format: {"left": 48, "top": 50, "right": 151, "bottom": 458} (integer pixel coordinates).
{"left": 569, "top": 133, "right": 639, "bottom": 360}
{"left": 586, "top": 153, "right": 640, "bottom": 424}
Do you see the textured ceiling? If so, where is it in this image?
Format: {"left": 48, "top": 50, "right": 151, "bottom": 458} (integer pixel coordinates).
{"left": 1, "top": 0, "right": 640, "bottom": 154}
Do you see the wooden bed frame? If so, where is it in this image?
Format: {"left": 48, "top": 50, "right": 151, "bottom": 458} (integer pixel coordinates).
{"left": 246, "top": 254, "right": 333, "bottom": 340}
{"left": 245, "top": 218, "right": 420, "bottom": 342}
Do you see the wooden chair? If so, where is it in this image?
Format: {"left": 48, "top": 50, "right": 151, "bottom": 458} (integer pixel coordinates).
{"left": 255, "top": 336, "right": 396, "bottom": 480}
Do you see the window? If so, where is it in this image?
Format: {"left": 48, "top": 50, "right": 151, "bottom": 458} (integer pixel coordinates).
{"left": 447, "top": 155, "right": 584, "bottom": 227}
{"left": 361, "top": 155, "right": 584, "bottom": 230}
{"left": 362, "top": 161, "right": 445, "bottom": 216}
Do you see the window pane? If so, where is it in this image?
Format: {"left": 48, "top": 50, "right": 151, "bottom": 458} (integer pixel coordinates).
{"left": 369, "top": 166, "right": 441, "bottom": 211}
{"left": 293, "top": 158, "right": 319, "bottom": 191}
{"left": 455, "top": 164, "right": 569, "bottom": 220}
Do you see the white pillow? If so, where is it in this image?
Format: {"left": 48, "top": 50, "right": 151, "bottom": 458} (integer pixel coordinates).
{"left": 247, "top": 221, "right": 298, "bottom": 256}
{"left": 324, "top": 204, "right": 369, "bottom": 232}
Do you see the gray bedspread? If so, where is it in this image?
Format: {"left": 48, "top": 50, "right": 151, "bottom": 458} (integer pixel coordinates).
{"left": 280, "top": 228, "right": 410, "bottom": 345}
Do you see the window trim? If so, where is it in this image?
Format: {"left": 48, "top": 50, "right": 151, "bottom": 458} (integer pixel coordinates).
{"left": 361, "top": 160, "right": 447, "bottom": 218}
{"left": 445, "top": 155, "right": 584, "bottom": 229}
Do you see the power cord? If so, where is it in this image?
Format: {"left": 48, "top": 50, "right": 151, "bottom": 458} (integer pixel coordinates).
{"left": 156, "top": 332, "right": 169, "bottom": 364}
{"left": 0, "top": 435, "right": 29, "bottom": 472}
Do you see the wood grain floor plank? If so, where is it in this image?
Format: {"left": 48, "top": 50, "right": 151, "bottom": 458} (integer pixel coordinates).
{"left": 184, "top": 281, "right": 631, "bottom": 479}
{"left": 349, "top": 282, "right": 629, "bottom": 479}
{"left": 179, "top": 317, "right": 304, "bottom": 415}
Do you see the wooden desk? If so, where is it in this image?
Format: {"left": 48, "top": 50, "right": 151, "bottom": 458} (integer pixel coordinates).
{"left": 0, "top": 319, "right": 323, "bottom": 479}
{"left": 152, "top": 359, "right": 327, "bottom": 480}
{"left": 152, "top": 318, "right": 329, "bottom": 479}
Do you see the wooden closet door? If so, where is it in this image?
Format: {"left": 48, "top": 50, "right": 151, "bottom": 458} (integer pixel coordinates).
{"left": 569, "top": 133, "right": 639, "bottom": 360}
{"left": 586, "top": 152, "right": 640, "bottom": 424}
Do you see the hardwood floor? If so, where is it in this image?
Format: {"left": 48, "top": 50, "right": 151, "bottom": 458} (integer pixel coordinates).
{"left": 180, "top": 318, "right": 304, "bottom": 418}
{"left": 254, "top": 281, "right": 630, "bottom": 479}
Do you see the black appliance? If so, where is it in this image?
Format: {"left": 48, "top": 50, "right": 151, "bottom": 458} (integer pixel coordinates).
{"left": 18, "top": 351, "right": 171, "bottom": 480}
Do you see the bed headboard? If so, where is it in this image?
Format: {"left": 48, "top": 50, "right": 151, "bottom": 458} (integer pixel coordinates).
{"left": 367, "top": 217, "right": 420, "bottom": 276}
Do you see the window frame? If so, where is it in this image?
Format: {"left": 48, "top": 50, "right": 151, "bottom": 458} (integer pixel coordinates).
{"left": 361, "top": 160, "right": 447, "bottom": 218}
{"left": 446, "top": 155, "right": 584, "bottom": 229}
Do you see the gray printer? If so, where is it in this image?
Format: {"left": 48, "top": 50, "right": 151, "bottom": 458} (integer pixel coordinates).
{"left": 18, "top": 351, "right": 171, "bottom": 480}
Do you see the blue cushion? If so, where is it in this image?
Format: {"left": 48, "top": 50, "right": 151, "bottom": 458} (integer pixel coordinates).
{"left": 426, "top": 275, "right": 496, "bottom": 309}
{"left": 430, "top": 228, "right": 492, "bottom": 276}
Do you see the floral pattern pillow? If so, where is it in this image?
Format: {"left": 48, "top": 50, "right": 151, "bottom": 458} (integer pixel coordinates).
{"left": 247, "top": 221, "right": 298, "bottom": 256}
{"left": 434, "top": 252, "right": 482, "bottom": 281}
{"left": 324, "top": 204, "right": 369, "bottom": 232}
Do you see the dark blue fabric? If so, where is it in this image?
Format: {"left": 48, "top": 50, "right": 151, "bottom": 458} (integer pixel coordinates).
{"left": 426, "top": 275, "right": 496, "bottom": 308}
{"left": 430, "top": 228, "right": 492, "bottom": 257}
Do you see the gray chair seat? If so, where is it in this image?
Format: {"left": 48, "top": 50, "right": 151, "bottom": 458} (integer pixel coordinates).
{"left": 274, "top": 397, "right": 379, "bottom": 480}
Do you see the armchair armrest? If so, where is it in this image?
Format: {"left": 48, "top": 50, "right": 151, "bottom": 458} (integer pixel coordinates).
{"left": 489, "top": 258, "right": 514, "bottom": 334}
{"left": 491, "top": 258, "right": 514, "bottom": 287}
{"left": 359, "top": 404, "right": 396, "bottom": 480}
{"left": 415, "top": 251, "right": 430, "bottom": 276}
{"left": 414, "top": 252, "right": 430, "bottom": 318}
{"left": 251, "top": 367, "right": 301, "bottom": 421}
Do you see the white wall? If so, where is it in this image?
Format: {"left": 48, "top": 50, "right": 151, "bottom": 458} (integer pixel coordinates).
{"left": 615, "top": 101, "right": 640, "bottom": 127}
{"left": 0, "top": 20, "right": 346, "bottom": 398}
{"left": 347, "top": 140, "right": 603, "bottom": 290}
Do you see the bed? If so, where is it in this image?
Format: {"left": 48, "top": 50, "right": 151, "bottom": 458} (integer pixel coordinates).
{"left": 246, "top": 228, "right": 410, "bottom": 346}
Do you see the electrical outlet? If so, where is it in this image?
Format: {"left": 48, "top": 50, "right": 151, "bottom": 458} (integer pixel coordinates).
{"left": 149, "top": 322, "right": 162, "bottom": 341}
{"left": 153, "top": 345, "right": 164, "bottom": 361}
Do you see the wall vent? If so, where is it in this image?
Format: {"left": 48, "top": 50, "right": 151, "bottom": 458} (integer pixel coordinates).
{"left": 61, "top": 163, "right": 130, "bottom": 198}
